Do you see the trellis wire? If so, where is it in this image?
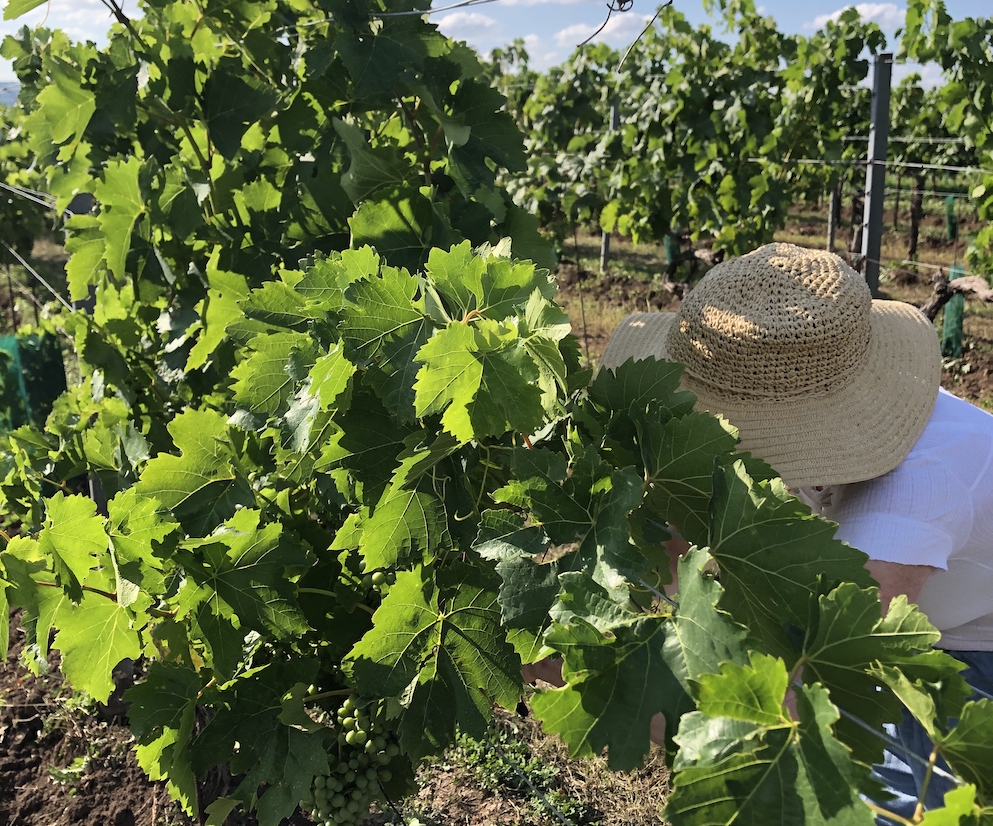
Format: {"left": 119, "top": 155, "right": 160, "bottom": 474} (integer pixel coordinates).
{"left": 0, "top": 241, "right": 73, "bottom": 311}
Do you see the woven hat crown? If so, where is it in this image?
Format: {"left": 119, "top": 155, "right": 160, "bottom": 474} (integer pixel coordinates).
{"left": 666, "top": 243, "right": 872, "bottom": 398}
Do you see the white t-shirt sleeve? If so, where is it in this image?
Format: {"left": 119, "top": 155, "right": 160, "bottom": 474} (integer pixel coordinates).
{"left": 823, "top": 451, "right": 971, "bottom": 570}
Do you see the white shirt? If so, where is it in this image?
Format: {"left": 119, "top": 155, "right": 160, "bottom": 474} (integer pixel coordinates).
{"left": 803, "top": 388, "right": 993, "bottom": 651}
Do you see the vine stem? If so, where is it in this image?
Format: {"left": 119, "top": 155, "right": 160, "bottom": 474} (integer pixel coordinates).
{"left": 297, "top": 588, "right": 375, "bottom": 615}
{"left": 0, "top": 529, "right": 10, "bottom": 542}
{"left": 36, "top": 579, "right": 117, "bottom": 603}
{"left": 865, "top": 801, "right": 916, "bottom": 826}
{"left": 303, "top": 688, "right": 351, "bottom": 704}
{"left": 913, "top": 745, "right": 941, "bottom": 822}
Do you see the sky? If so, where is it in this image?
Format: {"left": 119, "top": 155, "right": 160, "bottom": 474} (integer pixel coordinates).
{"left": 0, "top": 0, "right": 990, "bottom": 83}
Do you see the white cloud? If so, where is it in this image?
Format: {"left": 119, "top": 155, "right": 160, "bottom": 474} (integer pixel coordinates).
{"left": 810, "top": 3, "right": 905, "bottom": 31}
{"left": 501, "top": 0, "right": 601, "bottom": 7}
{"left": 0, "top": 0, "right": 141, "bottom": 80}
{"left": 436, "top": 10, "right": 497, "bottom": 39}
{"left": 892, "top": 60, "right": 945, "bottom": 89}
{"left": 554, "top": 13, "right": 652, "bottom": 48}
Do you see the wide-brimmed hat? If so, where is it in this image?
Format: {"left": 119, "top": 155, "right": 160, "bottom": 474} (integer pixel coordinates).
{"left": 600, "top": 243, "right": 941, "bottom": 488}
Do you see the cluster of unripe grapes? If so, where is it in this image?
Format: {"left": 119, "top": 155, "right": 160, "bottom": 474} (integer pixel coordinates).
{"left": 302, "top": 696, "right": 402, "bottom": 826}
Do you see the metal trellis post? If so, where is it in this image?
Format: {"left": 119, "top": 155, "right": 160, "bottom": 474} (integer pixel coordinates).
{"left": 861, "top": 53, "right": 892, "bottom": 297}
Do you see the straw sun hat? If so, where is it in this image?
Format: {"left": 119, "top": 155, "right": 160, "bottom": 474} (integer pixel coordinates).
{"left": 600, "top": 243, "right": 941, "bottom": 488}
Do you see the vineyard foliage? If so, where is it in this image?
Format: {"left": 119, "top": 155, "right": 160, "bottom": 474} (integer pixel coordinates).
{"left": 1, "top": 1, "right": 993, "bottom": 825}
{"left": 503, "top": 4, "right": 886, "bottom": 256}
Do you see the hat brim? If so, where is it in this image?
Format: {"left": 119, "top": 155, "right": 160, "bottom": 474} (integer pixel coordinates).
{"left": 599, "top": 302, "right": 941, "bottom": 488}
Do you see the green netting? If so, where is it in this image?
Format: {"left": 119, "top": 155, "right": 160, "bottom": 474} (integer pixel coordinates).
{"left": 0, "top": 333, "right": 67, "bottom": 433}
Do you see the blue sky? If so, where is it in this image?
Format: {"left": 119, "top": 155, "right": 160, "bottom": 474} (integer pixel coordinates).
{"left": 0, "top": 1, "right": 989, "bottom": 81}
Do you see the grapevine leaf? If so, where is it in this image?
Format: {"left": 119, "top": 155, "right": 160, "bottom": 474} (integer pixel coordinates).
{"left": 39, "top": 492, "right": 109, "bottom": 601}
{"left": 667, "top": 668, "right": 876, "bottom": 826}
{"left": 475, "top": 509, "right": 555, "bottom": 632}
{"left": 340, "top": 264, "right": 427, "bottom": 365}
{"left": 708, "top": 461, "right": 874, "bottom": 664}
{"left": 202, "top": 66, "right": 279, "bottom": 159}
{"left": 695, "top": 652, "right": 789, "bottom": 726}
{"left": 918, "top": 785, "right": 982, "bottom": 826}
{"left": 187, "top": 262, "right": 249, "bottom": 371}
{"left": 309, "top": 344, "right": 356, "bottom": 410}
{"left": 190, "top": 663, "right": 329, "bottom": 826}
{"left": 939, "top": 700, "right": 993, "bottom": 798}
{"left": 34, "top": 59, "right": 95, "bottom": 146}
{"left": 230, "top": 332, "right": 318, "bottom": 416}
{"left": 359, "top": 483, "right": 449, "bottom": 570}
{"left": 64, "top": 214, "right": 105, "bottom": 301}
{"left": 344, "top": 563, "right": 521, "bottom": 762}
{"left": 240, "top": 281, "right": 324, "bottom": 331}
{"left": 334, "top": 118, "right": 411, "bottom": 203}
{"left": 496, "top": 446, "right": 648, "bottom": 590}
{"left": 94, "top": 157, "right": 146, "bottom": 280}
{"left": 413, "top": 319, "right": 545, "bottom": 442}
{"left": 636, "top": 410, "right": 739, "bottom": 547}
{"left": 531, "top": 574, "right": 688, "bottom": 770}
{"left": 4, "top": 0, "right": 48, "bottom": 19}
{"left": 107, "top": 488, "right": 179, "bottom": 601}
{"left": 135, "top": 409, "right": 255, "bottom": 536}
{"left": 127, "top": 660, "right": 201, "bottom": 807}
{"left": 449, "top": 79, "right": 527, "bottom": 191}
{"left": 802, "top": 584, "right": 943, "bottom": 763}
{"left": 334, "top": 20, "right": 449, "bottom": 100}
{"left": 180, "top": 509, "right": 310, "bottom": 640}
{"left": 52, "top": 591, "right": 143, "bottom": 702}
{"left": 348, "top": 192, "right": 434, "bottom": 272}
{"left": 662, "top": 545, "right": 749, "bottom": 694}
{"left": 589, "top": 356, "right": 688, "bottom": 415}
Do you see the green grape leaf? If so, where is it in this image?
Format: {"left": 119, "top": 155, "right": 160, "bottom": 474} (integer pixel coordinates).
{"left": 496, "top": 446, "right": 648, "bottom": 590}
{"left": 202, "top": 66, "right": 279, "bottom": 159}
{"left": 334, "top": 118, "right": 411, "bottom": 203}
{"left": 589, "top": 356, "right": 688, "bottom": 415}
{"left": 803, "top": 584, "right": 942, "bottom": 763}
{"left": 359, "top": 482, "right": 449, "bottom": 570}
{"left": 189, "top": 662, "right": 328, "bottom": 826}
{"left": 180, "top": 509, "right": 310, "bottom": 641}
{"left": 52, "top": 591, "right": 143, "bottom": 702}
{"left": 918, "top": 785, "right": 981, "bottom": 826}
{"left": 4, "top": 0, "right": 48, "bottom": 18}
{"left": 474, "top": 509, "right": 555, "bottom": 632}
{"left": 64, "top": 214, "right": 106, "bottom": 301}
{"left": 636, "top": 410, "right": 739, "bottom": 547}
{"left": 340, "top": 264, "right": 427, "bottom": 364}
{"left": 940, "top": 700, "right": 993, "bottom": 798}
{"left": 344, "top": 563, "right": 520, "bottom": 762}
{"left": 348, "top": 191, "right": 434, "bottom": 272}
{"left": 135, "top": 409, "right": 255, "bottom": 536}
{"left": 334, "top": 20, "right": 450, "bottom": 100}
{"left": 668, "top": 666, "right": 875, "bottom": 826}
{"left": 531, "top": 574, "right": 688, "bottom": 770}
{"left": 449, "top": 79, "right": 527, "bottom": 191}
{"left": 413, "top": 319, "right": 545, "bottom": 442}
{"left": 309, "top": 344, "right": 356, "bottom": 410}
{"left": 107, "top": 488, "right": 178, "bottom": 601}
{"left": 663, "top": 545, "right": 749, "bottom": 693}
{"left": 708, "top": 461, "right": 874, "bottom": 663}
{"left": 187, "top": 261, "right": 249, "bottom": 371}
{"left": 94, "top": 156, "right": 146, "bottom": 280}
{"left": 240, "top": 281, "right": 324, "bottom": 332}
{"left": 39, "top": 492, "right": 109, "bottom": 601}
{"left": 34, "top": 59, "right": 95, "bottom": 146}
{"left": 230, "top": 332, "right": 318, "bottom": 416}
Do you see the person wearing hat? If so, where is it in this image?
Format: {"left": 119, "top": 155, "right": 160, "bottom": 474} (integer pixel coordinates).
{"left": 599, "top": 242, "right": 993, "bottom": 823}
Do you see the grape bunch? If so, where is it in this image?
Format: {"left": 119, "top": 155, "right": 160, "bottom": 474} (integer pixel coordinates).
{"left": 302, "top": 696, "right": 403, "bottom": 826}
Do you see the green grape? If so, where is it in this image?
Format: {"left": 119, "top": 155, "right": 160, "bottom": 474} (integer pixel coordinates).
{"left": 386, "top": 742, "right": 400, "bottom": 757}
{"left": 314, "top": 775, "right": 326, "bottom": 790}
{"left": 344, "top": 770, "right": 356, "bottom": 783}
{"left": 331, "top": 793, "right": 345, "bottom": 808}
{"left": 361, "top": 574, "right": 372, "bottom": 589}
{"left": 345, "top": 730, "right": 357, "bottom": 746}
{"left": 355, "top": 775, "right": 368, "bottom": 789}
{"left": 353, "top": 730, "right": 368, "bottom": 745}
{"left": 371, "top": 571, "right": 387, "bottom": 586}
{"left": 348, "top": 758, "right": 359, "bottom": 770}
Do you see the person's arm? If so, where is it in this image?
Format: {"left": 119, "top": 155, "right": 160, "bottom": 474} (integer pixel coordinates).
{"left": 864, "top": 559, "right": 938, "bottom": 612}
